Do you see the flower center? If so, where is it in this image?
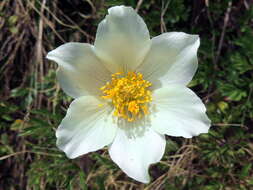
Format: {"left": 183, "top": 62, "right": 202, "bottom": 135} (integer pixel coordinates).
{"left": 100, "top": 72, "right": 152, "bottom": 122}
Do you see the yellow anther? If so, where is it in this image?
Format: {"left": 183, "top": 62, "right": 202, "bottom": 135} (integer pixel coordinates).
{"left": 128, "top": 101, "right": 139, "bottom": 115}
{"left": 98, "top": 103, "right": 104, "bottom": 108}
{"left": 100, "top": 71, "right": 152, "bottom": 122}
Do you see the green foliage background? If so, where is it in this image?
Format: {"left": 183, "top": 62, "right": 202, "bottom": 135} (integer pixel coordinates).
{"left": 0, "top": 0, "right": 253, "bottom": 189}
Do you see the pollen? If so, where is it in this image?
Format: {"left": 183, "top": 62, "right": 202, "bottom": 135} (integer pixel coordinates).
{"left": 100, "top": 72, "right": 152, "bottom": 122}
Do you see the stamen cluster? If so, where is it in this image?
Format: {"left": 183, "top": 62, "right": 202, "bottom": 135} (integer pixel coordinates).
{"left": 100, "top": 72, "right": 152, "bottom": 122}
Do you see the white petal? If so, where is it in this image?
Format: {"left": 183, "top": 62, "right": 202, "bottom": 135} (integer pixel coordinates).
{"left": 137, "top": 32, "right": 200, "bottom": 88}
{"left": 150, "top": 85, "right": 211, "bottom": 138}
{"left": 56, "top": 96, "right": 117, "bottom": 159}
{"left": 46, "top": 43, "right": 111, "bottom": 98}
{"left": 94, "top": 6, "right": 151, "bottom": 73}
{"left": 109, "top": 127, "right": 166, "bottom": 183}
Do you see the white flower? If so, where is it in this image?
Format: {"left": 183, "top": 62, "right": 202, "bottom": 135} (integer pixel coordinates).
{"left": 46, "top": 5, "right": 211, "bottom": 183}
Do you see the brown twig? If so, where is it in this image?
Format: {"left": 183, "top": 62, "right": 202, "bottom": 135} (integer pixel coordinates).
{"left": 0, "top": 151, "right": 61, "bottom": 161}
{"left": 36, "top": 0, "right": 46, "bottom": 109}
{"left": 135, "top": 0, "right": 144, "bottom": 13}
{"left": 160, "top": 0, "right": 171, "bottom": 33}
{"left": 213, "top": 1, "right": 232, "bottom": 67}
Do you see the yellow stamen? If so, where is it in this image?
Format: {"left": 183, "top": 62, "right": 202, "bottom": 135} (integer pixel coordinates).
{"left": 100, "top": 71, "right": 152, "bottom": 122}
{"left": 98, "top": 103, "right": 104, "bottom": 107}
